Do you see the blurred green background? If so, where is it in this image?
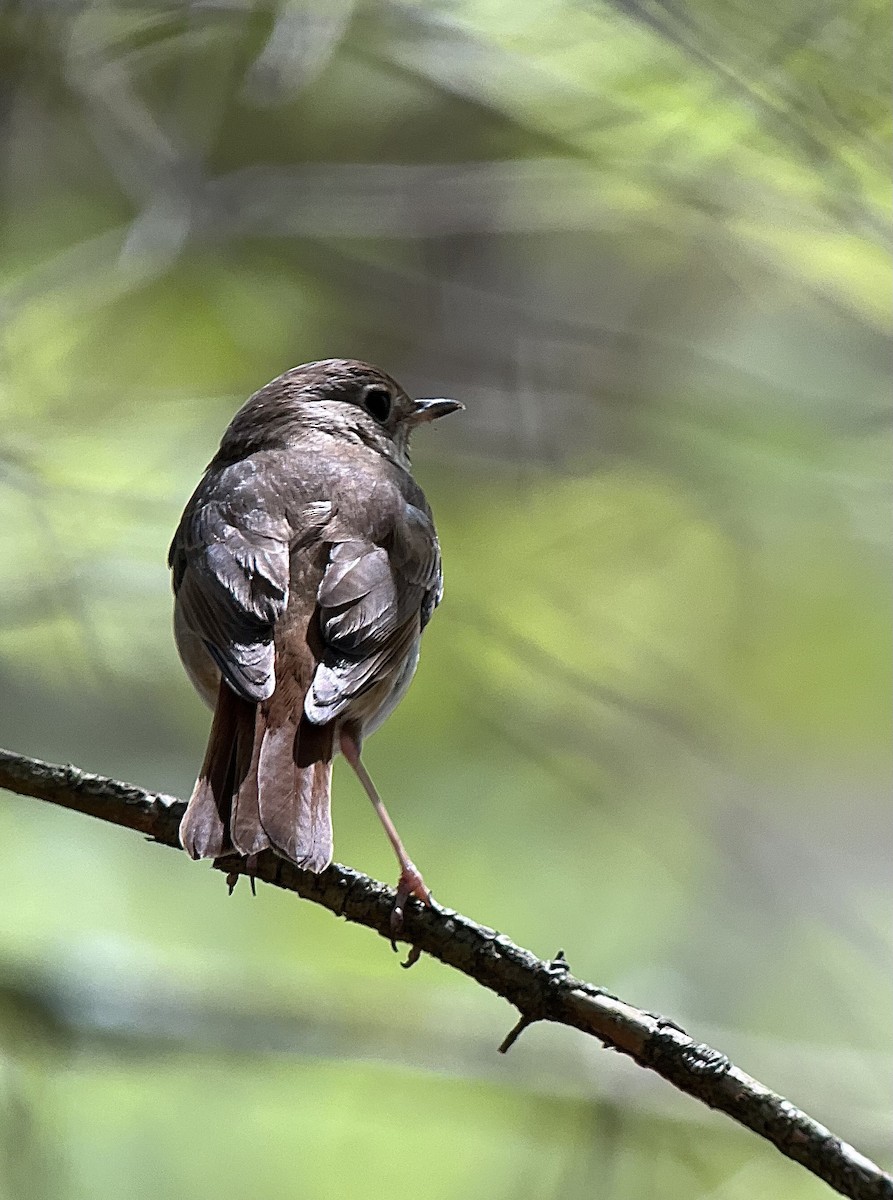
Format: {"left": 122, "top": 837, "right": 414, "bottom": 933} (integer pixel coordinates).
{"left": 0, "top": 2, "right": 890, "bottom": 1198}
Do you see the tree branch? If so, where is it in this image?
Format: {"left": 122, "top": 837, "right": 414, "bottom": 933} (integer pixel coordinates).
{"left": 1, "top": 747, "right": 889, "bottom": 1200}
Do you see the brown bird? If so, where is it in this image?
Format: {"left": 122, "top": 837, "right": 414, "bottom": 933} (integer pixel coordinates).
{"left": 169, "top": 359, "right": 461, "bottom": 929}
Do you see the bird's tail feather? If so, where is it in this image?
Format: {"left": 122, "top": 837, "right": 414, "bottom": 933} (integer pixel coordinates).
{"left": 180, "top": 678, "right": 334, "bottom": 872}
{"left": 180, "top": 678, "right": 244, "bottom": 859}
{"left": 257, "top": 713, "right": 334, "bottom": 871}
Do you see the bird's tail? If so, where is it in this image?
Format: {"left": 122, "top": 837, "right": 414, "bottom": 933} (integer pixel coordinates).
{"left": 180, "top": 678, "right": 334, "bottom": 872}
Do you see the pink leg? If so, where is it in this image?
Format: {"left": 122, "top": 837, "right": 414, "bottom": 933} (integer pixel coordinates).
{"left": 339, "top": 730, "right": 432, "bottom": 940}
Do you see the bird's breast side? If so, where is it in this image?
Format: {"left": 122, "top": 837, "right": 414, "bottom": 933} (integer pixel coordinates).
{"left": 353, "top": 637, "right": 422, "bottom": 739}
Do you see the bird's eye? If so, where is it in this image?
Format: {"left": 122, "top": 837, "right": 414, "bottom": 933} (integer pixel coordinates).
{"left": 362, "top": 387, "right": 392, "bottom": 423}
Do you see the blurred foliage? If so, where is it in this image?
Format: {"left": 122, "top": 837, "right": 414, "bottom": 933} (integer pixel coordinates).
{"left": 0, "top": 2, "right": 890, "bottom": 1199}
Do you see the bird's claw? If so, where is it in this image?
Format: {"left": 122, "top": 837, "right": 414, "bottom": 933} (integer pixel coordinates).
{"left": 389, "top": 861, "right": 431, "bottom": 963}
{"left": 223, "top": 854, "right": 259, "bottom": 897}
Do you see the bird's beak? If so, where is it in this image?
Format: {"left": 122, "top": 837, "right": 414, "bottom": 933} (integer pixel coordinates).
{"left": 408, "top": 398, "right": 464, "bottom": 425}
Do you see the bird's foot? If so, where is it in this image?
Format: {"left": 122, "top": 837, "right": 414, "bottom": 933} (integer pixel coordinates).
{"left": 390, "top": 861, "right": 431, "bottom": 966}
{"left": 222, "top": 854, "right": 259, "bottom": 897}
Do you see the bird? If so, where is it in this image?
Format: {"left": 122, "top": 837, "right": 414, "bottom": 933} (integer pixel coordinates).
{"left": 169, "top": 358, "right": 462, "bottom": 931}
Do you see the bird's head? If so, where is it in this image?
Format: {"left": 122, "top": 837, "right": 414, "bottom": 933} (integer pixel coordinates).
{"left": 215, "top": 359, "right": 462, "bottom": 470}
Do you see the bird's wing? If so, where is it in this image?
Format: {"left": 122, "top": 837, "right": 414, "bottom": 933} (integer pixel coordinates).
{"left": 304, "top": 501, "right": 443, "bottom": 723}
{"left": 169, "top": 460, "right": 330, "bottom": 703}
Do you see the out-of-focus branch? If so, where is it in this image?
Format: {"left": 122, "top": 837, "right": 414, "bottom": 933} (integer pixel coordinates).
{"left": 1, "top": 747, "right": 890, "bottom": 1200}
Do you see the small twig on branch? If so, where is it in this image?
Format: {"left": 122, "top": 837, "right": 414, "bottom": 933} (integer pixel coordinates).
{"left": 1, "top": 747, "right": 890, "bottom": 1200}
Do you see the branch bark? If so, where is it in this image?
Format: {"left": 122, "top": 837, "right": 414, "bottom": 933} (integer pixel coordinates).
{"left": 1, "top": 746, "right": 890, "bottom": 1200}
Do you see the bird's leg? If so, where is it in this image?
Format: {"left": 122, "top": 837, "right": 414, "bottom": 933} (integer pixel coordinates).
{"left": 339, "top": 730, "right": 431, "bottom": 942}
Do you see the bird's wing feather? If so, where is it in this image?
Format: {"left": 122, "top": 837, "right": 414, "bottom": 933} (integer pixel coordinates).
{"left": 305, "top": 501, "right": 443, "bottom": 722}
{"left": 169, "top": 460, "right": 331, "bottom": 702}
